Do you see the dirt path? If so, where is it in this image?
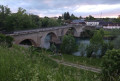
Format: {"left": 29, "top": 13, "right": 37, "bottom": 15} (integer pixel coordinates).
{"left": 50, "top": 57, "right": 101, "bottom": 73}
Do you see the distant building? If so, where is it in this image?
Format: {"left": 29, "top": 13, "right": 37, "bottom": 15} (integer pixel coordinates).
{"left": 71, "top": 19, "right": 86, "bottom": 25}
{"left": 103, "top": 23, "right": 120, "bottom": 29}
{"left": 86, "top": 20, "right": 99, "bottom": 26}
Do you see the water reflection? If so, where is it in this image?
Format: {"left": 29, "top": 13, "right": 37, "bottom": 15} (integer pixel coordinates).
{"left": 73, "top": 38, "right": 110, "bottom": 56}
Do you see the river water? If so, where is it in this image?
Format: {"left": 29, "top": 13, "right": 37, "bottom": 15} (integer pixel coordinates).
{"left": 73, "top": 37, "right": 110, "bottom": 56}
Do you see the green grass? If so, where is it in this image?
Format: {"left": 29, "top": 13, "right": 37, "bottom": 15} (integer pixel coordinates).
{"left": 94, "top": 30, "right": 113, "bottom": 38}
{"left": 0, "top": 45, "right": 100, "bottom": 81}
{"left": 103, "top": 30, "right": 114, "bottom": 38}
{"left": 51, "top": 53, "right": 102, "bottom": 68}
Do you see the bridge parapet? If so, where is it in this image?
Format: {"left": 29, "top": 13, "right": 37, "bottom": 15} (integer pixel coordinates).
{"left": 8, "top": 25, "right": 83, "bottom": 36}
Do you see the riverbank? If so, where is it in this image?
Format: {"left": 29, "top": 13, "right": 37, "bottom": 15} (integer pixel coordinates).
{"left": 48, "top": 53, "right": 102, "bottom": 68}
{"left": 0, "top": 45, "right": 100, "bottom": 81}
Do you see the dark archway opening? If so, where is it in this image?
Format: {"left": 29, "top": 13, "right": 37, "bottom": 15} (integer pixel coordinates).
{"left": 66, "top": 27, "right": 76, "bottom": 36}
{"left": 19, "top": 39, "right": 33, "bottom": 46}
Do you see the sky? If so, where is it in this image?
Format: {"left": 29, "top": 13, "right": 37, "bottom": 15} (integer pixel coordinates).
{"left": 0, "top": 0, "right": 120, "bottom": 18}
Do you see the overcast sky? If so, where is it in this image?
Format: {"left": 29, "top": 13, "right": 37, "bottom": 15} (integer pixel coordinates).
{"left": 1, "top": 0, "right": 120, "bottom": 18}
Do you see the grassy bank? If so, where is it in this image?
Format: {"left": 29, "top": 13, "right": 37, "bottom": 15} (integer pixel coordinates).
{"left": 0, "top": 45, "right": 100, "bottom": 81}
{"left": 50, "top": 53, "right": 102, "bottom": 68}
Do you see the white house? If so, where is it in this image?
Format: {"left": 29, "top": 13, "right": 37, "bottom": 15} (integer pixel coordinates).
{"left": 86, "top": 21, "right": 99, "bottom": 26}
{"left": 103, "top": 25, "right": 120, "bottom": 29}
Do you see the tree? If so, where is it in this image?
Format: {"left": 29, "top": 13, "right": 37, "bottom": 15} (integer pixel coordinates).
{"left": 0, "top": 5, "right": 62, "bottom": 32}
{"left": 79, "top": 16, "right": 83, "bottom": 19}
{"left": 61, "top": 35, "right": 78, "bottom": 54}
{"left": 101, "top": 42, "right": 113, "bottom": 57}
{"left": 0, "top": 5, "right": 11, "bottom": 31}
{"left": 47, "top": 18, "right": 60, "bottom": 27}
{"left": 101, "top": 49, "right": 120, "bottom": 81}
{"left": 63, "top": 12, "right": 70, "bottom": 20}
{"left": 85, "top": 15, "right": 95, "bottom": 20}
{"left": 70, "top": 14, "right": 78, "bottom": 20}
{"left": 41, "top": 17, "right": 60, "bottom": 27}
{"left": 30, "top": 14, "right": 42, "bottom": 28}
{"left": 86, "top": 29, "right": 104, "bottom": 57}
{"left": 90, "top": 30, "right": 104, "bottom": 45}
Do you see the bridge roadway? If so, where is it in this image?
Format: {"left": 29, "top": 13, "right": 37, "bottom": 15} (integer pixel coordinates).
{"left": 9, "top": 25, "right": 82, "bottom": 36}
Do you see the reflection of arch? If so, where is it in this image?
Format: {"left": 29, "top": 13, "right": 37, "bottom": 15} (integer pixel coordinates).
{"left": 19, "top": 39, "right": 37, "bottom": 46}
{"left": 65, "top": 27, "right": 77, "bottom": 36}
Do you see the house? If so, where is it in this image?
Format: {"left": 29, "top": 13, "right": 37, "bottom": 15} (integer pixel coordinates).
{"left": 103, "top": 23, "right": 120, "bottom": 29}
{"left": 86, "top": 20, "right": 99, "bottom": 26}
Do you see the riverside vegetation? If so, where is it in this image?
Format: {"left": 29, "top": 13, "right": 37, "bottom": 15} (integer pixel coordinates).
{"left": 0, "top": 45, "right": 100, "bottom": 81}
{"left": 0, "top": 31, "right": 120, "bottom": 80}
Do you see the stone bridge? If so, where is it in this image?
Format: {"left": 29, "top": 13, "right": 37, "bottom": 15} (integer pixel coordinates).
{"left": 8, "top": 25, "right": 85, "bottom": 49}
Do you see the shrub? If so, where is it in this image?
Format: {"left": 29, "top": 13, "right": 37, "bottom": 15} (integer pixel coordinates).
{"left": 101, "top": 42, "right": 113, "bottom": 57}
{"left": 101, "top": 49, "right": 120, "bottom": 81}
{"left": 5, "top": 36, "right": 14, "bottom": 47}
{"left": 86, "top": 44, "right": 93, "bottom": 57}
{"left": 50, "top": 43, "right": 56, "bottom": 52}
{"left": 0, "top": 34, "right": 13, "bottom": 47}
{"left": 61, "top": 35, "right": 78, "bottom": 54}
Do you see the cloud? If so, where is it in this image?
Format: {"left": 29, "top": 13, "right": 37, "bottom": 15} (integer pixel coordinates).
{"left": 0, "top": 0, "right": 120, "bottom": 17}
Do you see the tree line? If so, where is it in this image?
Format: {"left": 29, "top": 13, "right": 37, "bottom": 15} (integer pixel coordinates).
{"left": 0, "top": 5, "right": 61, "bottom": 33}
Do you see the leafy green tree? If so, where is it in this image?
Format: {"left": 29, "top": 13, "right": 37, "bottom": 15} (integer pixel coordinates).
{"left": 0, "top": 5, "right": 11, "bottom": 31}
{"left": 85, "top": 15, "right": 95, "bottom": 20}
{"left": 41, "top": 17, "right": 60, "bottom": 27}
{"left": 48, "top": 18, "right": 60, "bottom": 27}
{"left": 0, "top": 5, "right": 62, "bottom": 32}
{"left": 86, "top": 30, "right": 105, "bottom": 57}
{"left": 41, "top": 17, "right": 49, "bottom": 27}
{"left": 70, "top": 14, "right": 78, "bottom": 20}
{"left": 30, "top": 14, "right": 42, "bottom": 28}
{"left": 90, "top": 30, "right": 104, "bottom": 45}
{"left": 101, "top": 49, "right": 120, "bottom": 81}
{"left": 63, "top": 12, "right": 70, "bottom": 20}
{"left": 61, "top": 35, "right": 78, "bottom": 54}
{"left": 101, "top": 42, "right": 113, "bottom": 57}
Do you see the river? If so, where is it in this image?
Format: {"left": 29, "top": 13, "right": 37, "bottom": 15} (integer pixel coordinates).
{"left": 73, "top": 37, "right": 110, "bottom": 56}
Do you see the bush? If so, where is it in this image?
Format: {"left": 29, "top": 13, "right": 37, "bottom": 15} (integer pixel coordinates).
{"left": 79, "top": 43, "right": 86, "bottom": 56}
{"left": 50, "top": 43, "right": 56, "bottom": 52}
{"left": 61, "top": 35, "right": 78, "bottom": 54}
{"left": 101, "top": 49, "right": 120, "bottom": 81}
{"left": 101, "top": 42, "right": 113, "bottom": 57}
{"left": 86, "top": 44, "right": 93, "bottom": 57}
{"left": 0, "top": 34, "right": 13, "bottom": 47}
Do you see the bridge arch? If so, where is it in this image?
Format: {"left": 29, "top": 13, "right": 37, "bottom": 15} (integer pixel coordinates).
{"left": 41, "top": 32, "right": 59, "bottom": 49}
{"left": 19, "top": 39, "right": 37, "bottom": 47}
{"left": 64, "top": 27, "right": 78, "bottom": 36}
